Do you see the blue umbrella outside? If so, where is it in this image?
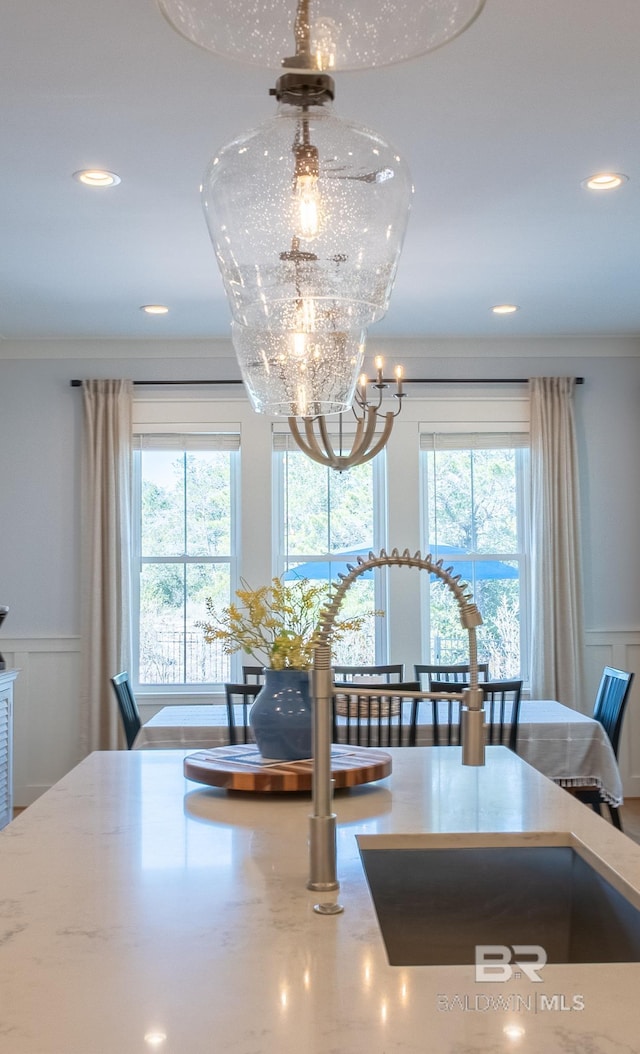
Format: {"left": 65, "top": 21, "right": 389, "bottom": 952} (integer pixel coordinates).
{"left": 283, "top": 545, "right": 518, "bottom": 583}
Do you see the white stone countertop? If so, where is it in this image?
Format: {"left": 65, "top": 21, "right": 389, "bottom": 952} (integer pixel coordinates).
{"left": 1, "top": 746, "right": 640, "bottom": 1053}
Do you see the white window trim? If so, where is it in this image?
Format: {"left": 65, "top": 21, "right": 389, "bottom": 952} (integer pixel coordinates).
{"left": 418, "top": 396, "right": 531, "bottom": 684}
{"left": 131, "top": 429, "right": 241, "bottom": 695}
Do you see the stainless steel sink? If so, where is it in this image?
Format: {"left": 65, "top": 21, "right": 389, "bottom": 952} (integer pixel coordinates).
{"left": 357, "top": 834, "right": 640, "bottom": 966}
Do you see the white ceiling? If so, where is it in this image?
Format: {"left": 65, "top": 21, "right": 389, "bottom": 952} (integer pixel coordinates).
{"left": 1, "top": 0, "right": 639, "bottom": 343}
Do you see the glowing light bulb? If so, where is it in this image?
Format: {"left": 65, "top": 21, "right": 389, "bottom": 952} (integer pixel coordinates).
{"left": 292, "top": 332, "right": 307, "bottom": 358}
{"left": 295, "top": 297, "right": 316, "bottom": 332}
{"left": 294, "top": 175, "right": 320, "bottom": 238}
{"left": 312, "top": 17, "right": 339, "bottom": 70}
{"left": 293, "top": 143, "right": 321, "bottom": 240}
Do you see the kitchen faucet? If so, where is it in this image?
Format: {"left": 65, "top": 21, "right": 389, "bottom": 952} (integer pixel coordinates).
{"left": 308, "top": 548, "right": 484, "bottom": 906}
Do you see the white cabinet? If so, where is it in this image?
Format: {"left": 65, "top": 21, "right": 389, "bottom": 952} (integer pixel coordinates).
{"left": 0, "top": 670, "right": 17, "bottom": 830}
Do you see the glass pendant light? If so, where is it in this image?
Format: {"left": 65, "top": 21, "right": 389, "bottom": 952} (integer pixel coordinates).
{"left": 158, "top": 1, "right": 486, "bottom": 72}
{"left": 159, "top": 0, "right": 485, "bottom": 415}
{"left": 202, "top": 73, "right": 412, "bottom": 414}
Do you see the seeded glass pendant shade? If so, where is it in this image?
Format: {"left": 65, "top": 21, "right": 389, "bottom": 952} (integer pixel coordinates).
{"left": 159, "top": 0, "right": 483, "bottom": 416}
{"left": 202, "top": 81, "right": 413, "bottom": 415}
{"left": 158, "top": 0, "right": 486, "bottom": 71}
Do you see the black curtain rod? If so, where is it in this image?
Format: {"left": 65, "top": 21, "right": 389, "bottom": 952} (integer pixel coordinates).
{"left": 70, "top": 377, "right": 584, "bottom": 387}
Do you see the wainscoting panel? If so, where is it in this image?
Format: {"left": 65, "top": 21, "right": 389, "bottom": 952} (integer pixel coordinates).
{"left": 2, "top": 638, "right": 83, "bottom": 807}
{"left": 585, "top": 631, "right": 640, "bottom": 798}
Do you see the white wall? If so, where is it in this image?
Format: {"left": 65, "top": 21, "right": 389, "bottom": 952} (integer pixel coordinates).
{"left": 1, "top": 336, "right": 640, "bottom": 803}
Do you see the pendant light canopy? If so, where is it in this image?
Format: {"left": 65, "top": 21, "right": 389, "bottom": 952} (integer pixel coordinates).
{"left": 202, "top": 74, "right": 412, "bottom": 415}
{"left": 158, "top": 0, "right": 486, "bottom": 72}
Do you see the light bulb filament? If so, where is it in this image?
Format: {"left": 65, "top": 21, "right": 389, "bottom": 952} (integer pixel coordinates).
{"left": 294, "top": 142, "right": 321, "bottom": 240}
{"left": 295, "top": 296, "right": 316, "bottom": 332}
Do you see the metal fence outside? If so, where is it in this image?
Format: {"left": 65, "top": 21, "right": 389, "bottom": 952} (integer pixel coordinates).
{"left": 139, "top": 625, "right": 377, "bottom": 684}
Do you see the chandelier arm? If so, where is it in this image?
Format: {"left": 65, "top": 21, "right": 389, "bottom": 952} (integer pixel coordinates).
{"left": 315, "top": 415, "right": 339, "bottom": 461}
{"left": 330, "top": 410, "right": 372, "bottom": 463}
{"left": 346, "top": 410, "right": 395, "bottom": 466}
{"left": 355, "top": 405, "right": 381, "bottom": 453}
{"left": 318, "top": 411, "right": 377, "bottom": 469}
{"left": 287, "top": 416, "right": 337, "bottom": 468}
{"left": 305, "top": 415, "right": 353, "bottom": 471}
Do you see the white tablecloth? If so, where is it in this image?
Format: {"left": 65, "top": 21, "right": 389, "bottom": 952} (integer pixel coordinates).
{"left": 133, "top": 698, "right": 623, "bottom": 805}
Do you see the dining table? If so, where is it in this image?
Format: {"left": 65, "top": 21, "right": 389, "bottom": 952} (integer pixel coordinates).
{"left": 133, "top": 697, "right": 624, "bottom": 806}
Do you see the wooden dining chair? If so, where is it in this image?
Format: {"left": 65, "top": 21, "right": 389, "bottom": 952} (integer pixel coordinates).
{"left": 571, "top": 666, "right": 634, "bottom": 829}
{"left": 414, "top": 663, "right": 490, "bottom": 689}
{"left": 332, "top": 681, "right": 421, "bottom": 747}
{"left": 225, "top": 683, "right": 260, "bottom": 745}
{"left": 333, "top": 663, "right": 405, "bottom": 684}
{"left": 110, "top": 672, "right": 142, "bottom": 749}
{"left": 425, "top": 679, "right": 523, "bottom": 752}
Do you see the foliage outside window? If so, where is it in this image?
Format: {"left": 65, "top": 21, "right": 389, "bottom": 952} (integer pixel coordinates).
{"left": 133, "top": 435, "right": 238, "bottom": 687}
{"left": 274, "top": 438, "right": 386, "bottom": 665}
{"left": 422, "top": 433, "right": 529, "bottom": 679}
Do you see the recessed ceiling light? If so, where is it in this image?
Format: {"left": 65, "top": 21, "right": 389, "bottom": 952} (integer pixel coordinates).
{"left": 140, "top": 304, "right": 169, "bottom": 315}
{"left": 144, "top": 1031, "right": 167, "bottom": 1048}
{"left": 492, "top": 304, "right": 519, "bottom": 315}
{"left": 73, "top": 169, "right": 121, "bottom": 187}
{"left": 582, "top": 172, "right": 628, "bottom": 191}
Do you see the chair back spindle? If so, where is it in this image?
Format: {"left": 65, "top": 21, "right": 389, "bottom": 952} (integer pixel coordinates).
{"left": 427, "top": 679, "right": 523, "bottom": 753}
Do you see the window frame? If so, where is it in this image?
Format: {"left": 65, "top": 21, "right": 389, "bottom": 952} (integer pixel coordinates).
{"left": 272, "top": 433, "right": 390, "bottom": 663}
{"left": 419, "top": 429, "right": 531, "bottom": 685}
{"left": 131, "top": 432, "right": 240, "bottom": 695}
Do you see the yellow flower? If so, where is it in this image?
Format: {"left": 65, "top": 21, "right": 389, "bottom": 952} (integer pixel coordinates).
{"left": 200, "top": 576, "right": 381, "bottom": 671}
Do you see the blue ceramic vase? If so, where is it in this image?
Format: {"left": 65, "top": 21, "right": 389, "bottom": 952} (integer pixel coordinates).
{"left": 250, "top": 668, "right": 312, "bottom": 761}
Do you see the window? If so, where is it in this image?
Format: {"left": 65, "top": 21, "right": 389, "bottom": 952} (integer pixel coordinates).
{"left": 132, "top": 434, "right": 239, "bottom": 689}
{"left": 273, "top": 436, "right": 387, "bottom": 664}
{"left": 421, "top": 432, "right": 529, "bottom": 679}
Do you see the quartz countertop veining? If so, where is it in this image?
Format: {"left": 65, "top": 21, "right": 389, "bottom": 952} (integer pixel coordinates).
{"left": 1, "top": 746, "right": 640, "bottom": 1053}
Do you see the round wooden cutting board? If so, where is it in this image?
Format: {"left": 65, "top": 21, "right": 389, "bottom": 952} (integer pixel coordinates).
{"left": 183, "top": 744, "right": 392, "bottom": 792}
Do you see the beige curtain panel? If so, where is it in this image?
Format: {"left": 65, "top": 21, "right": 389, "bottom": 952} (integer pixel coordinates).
{"left": 80, "top": 379, "right": 133, "bottom": 752}
{"left": 529, "top": 376, "right": 585, "bottom": 711}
